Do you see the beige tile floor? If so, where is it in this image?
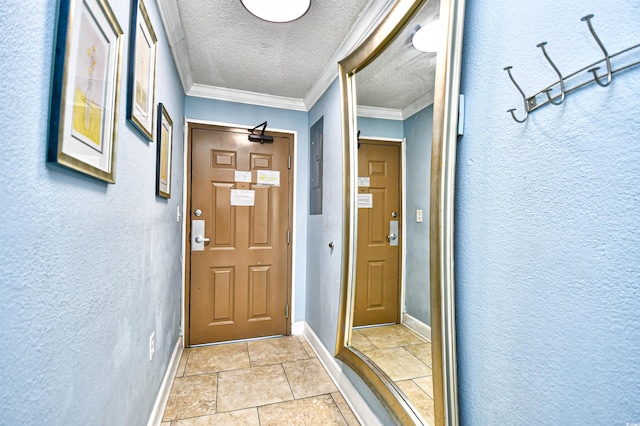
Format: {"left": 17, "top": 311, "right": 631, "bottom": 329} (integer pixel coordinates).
{"left": 161, "top": 335, "right": 360, "bottom": 426}
{"left": 351, "top": 324, "right": 434, "bottom": 425}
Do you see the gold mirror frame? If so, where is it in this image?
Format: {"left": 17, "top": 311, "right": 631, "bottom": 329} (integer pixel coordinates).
{"left": 335, "top": 0, "right": 466, "bottom": 424}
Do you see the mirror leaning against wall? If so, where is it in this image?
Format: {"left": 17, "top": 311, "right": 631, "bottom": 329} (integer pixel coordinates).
{"left": 335, "top": 0, "right": 466, "bottom": 424}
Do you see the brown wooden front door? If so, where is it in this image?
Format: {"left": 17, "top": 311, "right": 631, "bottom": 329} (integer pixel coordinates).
{"left": 354, "top": 140, "right": 402, "bottom": 327}
{"left": 188, "top": 124, "right": 292, "bottom": 345}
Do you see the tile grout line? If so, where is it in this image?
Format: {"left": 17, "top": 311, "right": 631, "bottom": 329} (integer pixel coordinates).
{"left": 280, "top": 361, "right": 297, "bottom": 400}
{"left": 214, "top": 371, "right": 220, "bottom": 416}
{"left": 329, "top": 392, "right": 356, "bottom": 426}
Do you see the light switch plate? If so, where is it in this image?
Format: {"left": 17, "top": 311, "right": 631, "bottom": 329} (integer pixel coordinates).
{"left": 416, "top": 209, "right": 423, "bottom": 223}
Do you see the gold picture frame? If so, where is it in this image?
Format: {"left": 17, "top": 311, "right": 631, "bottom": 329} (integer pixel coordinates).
{"left": 127, "top": 0, "right": 158, "bottom": 141}
{"left": 156, "top": 103, "right": 173, "bottom": 198}
{"left": 47, "top": 0, "right": 124, "bottom": 183}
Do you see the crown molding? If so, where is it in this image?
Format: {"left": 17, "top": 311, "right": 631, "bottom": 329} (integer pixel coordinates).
{"left": 357, "top": 105, "right": 403, "bottom": 120}
{"left": 401, "top": 94, "right": 434, "bottom": 119}
{"left": 303, "top": 0, "right": 396, "bottom": 110}
{"left": 188, "top": 84, "right": 307, "bottom": 111}
{"left": 155, "top": 0, "right": 193, "bottom": 93}
{"left": 157, "top": 0, "right": 398, "bottom": 111}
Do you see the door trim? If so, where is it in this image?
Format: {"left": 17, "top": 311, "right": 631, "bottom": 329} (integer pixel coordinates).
{"left": 182, "top": 119, "right": 297, "bottom": 347}
{"left": 355, "top": 137, "right": 405, "bottom": 325}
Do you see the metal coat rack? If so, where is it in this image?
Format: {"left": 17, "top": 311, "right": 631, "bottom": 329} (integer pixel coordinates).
{"left": 504, "top": 14, "right": 640, "bottom": 123}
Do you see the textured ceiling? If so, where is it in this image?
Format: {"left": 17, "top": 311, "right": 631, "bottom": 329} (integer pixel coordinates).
{"left": 177, "top": 0, "right": 371, "bottom": 98}
{"left": 173, "top": 0, "right": 440, "bottom": 112}
{"left": 357, "top": 0, "right": 440, "bottom": 113}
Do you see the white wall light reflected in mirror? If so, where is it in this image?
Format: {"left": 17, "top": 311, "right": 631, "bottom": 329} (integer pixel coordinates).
{"left": 240, "top": 0, "right": 311, "bottom": 23}
{"left": 412, "top": 20, "right": 441, "bottom": 52}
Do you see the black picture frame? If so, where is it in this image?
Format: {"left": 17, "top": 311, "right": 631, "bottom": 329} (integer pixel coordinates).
{"left": 126, "top": 0, "right": 158, "bottom": 141}
{"left": 156, "top": 103, "right": 173, "bottom": 198}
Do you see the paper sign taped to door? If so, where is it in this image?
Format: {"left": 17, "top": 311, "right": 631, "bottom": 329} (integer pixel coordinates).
{"left": 357, "top": 194, "right": 373, "bottom": 208}
{"left": 230, "top": 189, "right": 255, "bottom": 206}
{"left": 235, "top": 171, "right": 252, "bottom": 182}
{"left": 257, "top": 170, "right": 280, "bottom": 186}
{"left": 358, "top": 177, "right": 370, "bottom": 187}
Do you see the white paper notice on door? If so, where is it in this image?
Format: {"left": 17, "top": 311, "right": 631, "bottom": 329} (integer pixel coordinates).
{"left": 358, "top": 177, "right": 370, "bottom": 187}
{"left": 257, "top": 170, "right": 280, "bottom": 186}
{"left": 230, "top": 189, "right": 255, "bottom": 206}
{"left": 235, "top": 171, "right": 252, "bottom": 182}
{"left": 357, "top": 193, "right": 373, "bottom": 208}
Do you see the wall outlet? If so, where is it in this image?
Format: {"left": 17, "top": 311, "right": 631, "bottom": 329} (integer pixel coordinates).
{"left": 176, "top": 206, "right": 181, "bottom": 223}
{"left": 416, "top": 209, "right": 423, "bottom": 223}
{"left": 149, "top": 332, "right": 155, "bottom": 361}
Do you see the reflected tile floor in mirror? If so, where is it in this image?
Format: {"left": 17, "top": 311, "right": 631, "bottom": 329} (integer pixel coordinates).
{"left": 351, "top": 324, "right": 434, "bottom": 425}
{"left": 161, "top": 335, "right": 359, "bottom": 425}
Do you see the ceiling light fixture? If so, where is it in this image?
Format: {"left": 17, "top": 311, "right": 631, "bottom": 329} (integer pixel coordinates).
{"left": 412, "top": 20, "right": 440, "bottom": 53}
{"left": 240, "top": 0, "right": 311, "bottom": 23}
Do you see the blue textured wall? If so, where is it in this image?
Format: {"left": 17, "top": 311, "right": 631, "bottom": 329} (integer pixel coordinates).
{"left": 306, "top": 79, "right": 345, "bottom": 349}
{"left": 404, "top": 106, "right": 433, "bottom": 326}
{"left": 357, "top": 116, "right": 404, "bottom": 139}
{"left": 457, "top": 0, "right": 640, "bottom": 424}
{"left": 185, "top": 97, "right": 309, "bottom": 322}
{"left": 0, "top": 0, "right": 184, "bottom": 424}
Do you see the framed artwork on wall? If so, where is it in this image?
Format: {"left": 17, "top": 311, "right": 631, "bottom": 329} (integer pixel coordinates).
{"left": 156, "top": 103, "right": 173, "bottom": 198}
{"left": 126, "top": 0, "right": 158, "bottom": 141}
{"left": 47, "top": 0, "right": 124, "bottom": 183}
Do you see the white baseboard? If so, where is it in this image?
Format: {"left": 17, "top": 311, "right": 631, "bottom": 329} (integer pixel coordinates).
{"left": 302, "top": 322, "right": 382, "bottom": 426}
{"left": 147, "top": 337, "right": 183, "bottom": 426}
{"left": 291, "top": 321, "right": 305, "bottom": 336}
{"left": 402, "top": 313, "right": 431, "bottom": 342}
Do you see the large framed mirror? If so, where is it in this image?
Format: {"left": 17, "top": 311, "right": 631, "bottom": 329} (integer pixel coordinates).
{"left": 335, "top": 0, "right": 465, "bottom": 424}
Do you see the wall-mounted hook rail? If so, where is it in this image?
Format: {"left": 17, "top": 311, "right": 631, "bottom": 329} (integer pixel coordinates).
{"left": 537, "top": 42, "right": 565, "bottom": 105}
{"left": 504, "top": 14, "right": 640, "bottom": 123}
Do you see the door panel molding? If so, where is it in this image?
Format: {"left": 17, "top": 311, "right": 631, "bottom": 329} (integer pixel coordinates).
{"left": 184, "top": 121, "right": 294, "bottom": 346}
{"left": 354, "top": 139, "right": 402, "bottom": 327}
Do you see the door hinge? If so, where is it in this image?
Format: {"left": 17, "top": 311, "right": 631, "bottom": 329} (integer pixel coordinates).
{"left": 285, "top": 304, "right": 289, "bottom": 319}
{"left": 288, "top": 155, "right": 291, "bottom": 169}
{"left": 286, "top": 229, "right": 290, "bottom": 244}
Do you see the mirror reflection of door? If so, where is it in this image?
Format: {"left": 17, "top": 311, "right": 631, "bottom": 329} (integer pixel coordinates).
{"left": 336, "top": 0, "right": 463, "bottom": 422}
{"left": 354, "top": 139, "right": 401, "bottom": 327}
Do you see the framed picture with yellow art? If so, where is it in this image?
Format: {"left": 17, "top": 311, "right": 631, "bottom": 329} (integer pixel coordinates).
{"left": 156, "top": 103, "right": 173, "bottom": 198}
{"left": 127, "top": 0, "right": 158, "bottom": 141}
{"left": 47, "top": 0, "right": 123, "bottom": 183}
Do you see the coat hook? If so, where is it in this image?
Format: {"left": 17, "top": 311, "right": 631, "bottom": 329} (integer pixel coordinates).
{"left": 504, "top": 66, "right": 529, "bottom": 123}
{"left": 537, "top": 42, "right": 565, "bottom": 105}
{"left": 581, "top": 14, "right": 612, "bottom": 87}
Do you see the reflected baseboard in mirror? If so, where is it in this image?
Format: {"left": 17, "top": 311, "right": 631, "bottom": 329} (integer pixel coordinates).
{"left": 335, "top": 0, "right": 466, "bottom": 424}
{"left": 351, "top": 324, "right": 434, "bottom": 425}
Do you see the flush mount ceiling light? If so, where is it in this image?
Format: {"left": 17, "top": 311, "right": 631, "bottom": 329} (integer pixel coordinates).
{"left": 412, "top": 20, "right": 440, "bottom": 52}
{"left": 241, "top": 0, "right": 311, "bottom": 23}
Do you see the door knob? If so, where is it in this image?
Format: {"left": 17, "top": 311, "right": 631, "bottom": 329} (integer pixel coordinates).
{"left": 194, "top": 235, "right": 210, "bottom": 244}
{"left": 386, "top": 233, "right": 397, "bottom": 241}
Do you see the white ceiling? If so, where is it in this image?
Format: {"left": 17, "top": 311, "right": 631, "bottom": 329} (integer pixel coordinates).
{"left": 156, "top": 0, "right": 439, "bottom": 115}
{"left": 357, "top": 0, "right": 439, "bottom": 118}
